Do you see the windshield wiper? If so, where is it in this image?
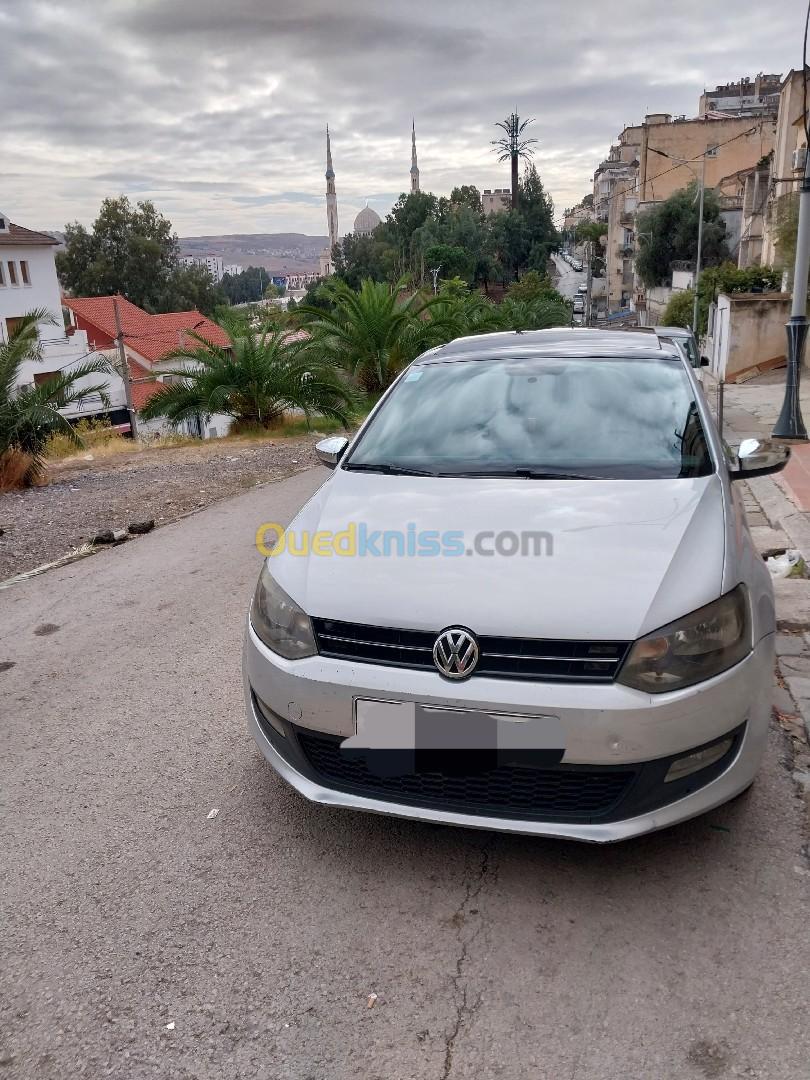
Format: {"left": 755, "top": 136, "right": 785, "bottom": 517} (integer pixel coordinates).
{"left": 343, "top": 462, "right": 438, "bottom": 477}
{"left": 511, "top": 468, "right": 607, "bottom": 480}
{"left": 438, "top": 468, "right": 608, "bottom": 480}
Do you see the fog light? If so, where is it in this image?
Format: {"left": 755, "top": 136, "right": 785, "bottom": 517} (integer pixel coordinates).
{"left": 664, "top": 737, "right": 733, "bottom": 783}
{"left": 254, "top": 694, "right": 287, "bottom": 738}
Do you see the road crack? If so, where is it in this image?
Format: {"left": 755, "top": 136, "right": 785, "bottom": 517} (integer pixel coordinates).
{"left": 441, "top": 841, "right": 497, "bottom": 1079}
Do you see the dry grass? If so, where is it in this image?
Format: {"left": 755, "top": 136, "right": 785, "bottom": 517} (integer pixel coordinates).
{"left": 41, "top": 407, "right": 366, "bottom": 474}
{"left": 46, "top": 418, "right": 124, "bottom": 461}
{"left": 0, "top": 449, "right": 39, "bottom": 492}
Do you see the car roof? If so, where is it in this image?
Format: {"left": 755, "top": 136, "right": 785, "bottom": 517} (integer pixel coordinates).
{"left": 654, "top": 325, "right": 693, "bottom": 339}
{"left": 416, "top": 328, "right": 681, "bottom": 365}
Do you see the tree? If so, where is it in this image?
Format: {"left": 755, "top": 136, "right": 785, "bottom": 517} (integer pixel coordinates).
{"left": 635, "top": 182, "right": 729, "bottom": 288}
{"left": 299, "top": 277, "right": 431, "bottom": 393}
{"left": 449, "top": 185, "right": 483, "bottom": 216}
{"left": 496, "top": 295, "right": 571, "bottom": 332}
{"left": 0, "top": 310, "right": 111, "bottom": 486}
{"left": 505, "top": 270, "right": 562, "bottom": 303}
{"left": 489, "top": 210, "right": 531, "bottom": 283}
{"left": 423, "top": 243, "right": 475, "bottom": 284}
{"left": 220, "top": 267, "right": 271, "bottom": 305}
{"left": 156, "top": 263, "right": 226, "bottom": 315}
{"left": 139, "top": 311, "right": 356, "bottom": 430}
{"left": 662, "top": 263, "right": 782, "bottom": 334}
{"left": 661, "top": 289, "right": 695, "bottom": 330}
{"left": 492, "top": 113, "right": 537, "bottom": 209}
{"left": 333, "top": 233, "right": 390, "bottom": 288}
{"left": 57, "top": 196, "right": 179, "bottom": 309}
{"left": 575, "top": 221, "right": 608, "bottom": 246}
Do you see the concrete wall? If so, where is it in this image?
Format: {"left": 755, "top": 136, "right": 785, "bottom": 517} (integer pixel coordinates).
{"left": 706, "top": 292, "right": 792, "bottom": 380}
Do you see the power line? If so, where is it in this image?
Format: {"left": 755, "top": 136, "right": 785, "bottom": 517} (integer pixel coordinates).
{"left": 596, "top": 122, "right": 765, "bottom": 212}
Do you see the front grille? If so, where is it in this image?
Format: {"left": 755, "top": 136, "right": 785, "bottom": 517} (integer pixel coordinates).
{"left": 311, "top": 618, "right": 630, "bottom": 682}
{"left": 295, "top": 727, "right": 635, "bottom": 822}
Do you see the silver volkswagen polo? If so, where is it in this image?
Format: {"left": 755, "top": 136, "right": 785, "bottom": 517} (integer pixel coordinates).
{"left": 244, "top": 329, "right": 788, "bottom": 842}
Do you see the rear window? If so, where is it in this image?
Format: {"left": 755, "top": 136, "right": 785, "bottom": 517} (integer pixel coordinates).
{"left": 346, "top": 355, "right": 713, "bottom": 480}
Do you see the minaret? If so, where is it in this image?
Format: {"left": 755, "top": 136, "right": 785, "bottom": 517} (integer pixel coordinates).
{"left": 410, "top": 120, "right": 420, "bottom": 194}
{"left": 325, "top": 125, "right": 339, "bottom": 251}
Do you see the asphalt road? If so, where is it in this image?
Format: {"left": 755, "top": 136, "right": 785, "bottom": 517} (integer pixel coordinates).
{"left": 551, "top": 253, "right": 586, "bottom": 300}
{"left": 3, "top": 468, "right": 810, "bottom": 1080}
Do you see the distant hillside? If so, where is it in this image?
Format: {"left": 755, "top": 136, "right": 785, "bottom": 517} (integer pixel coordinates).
{"left": 179, "top": 233, "right": 328, "bottom": 273}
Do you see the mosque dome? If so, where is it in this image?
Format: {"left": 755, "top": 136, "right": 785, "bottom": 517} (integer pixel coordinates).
{"left": 353, "top": 206, "right": 381, "bottom": 236}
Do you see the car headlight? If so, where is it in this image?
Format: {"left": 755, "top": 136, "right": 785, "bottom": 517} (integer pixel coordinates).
{"left": 617, "top": 585, "right": 751, "bottom": 693}
{"left": 250, "top": 563, "right": 317, "bottom": 660}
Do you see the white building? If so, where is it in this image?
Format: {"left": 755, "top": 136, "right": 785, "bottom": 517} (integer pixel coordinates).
{"left": 482, "top": 189, "right": 511, "bottom": 216}
{"left": 224, "top": 263, "right": 242, "bottom": 277}
{"left": 180, "top": 253, "right": 225, "bottom": 282}
{"left": 0, "top": 211, "right": 125, "bottom": 418}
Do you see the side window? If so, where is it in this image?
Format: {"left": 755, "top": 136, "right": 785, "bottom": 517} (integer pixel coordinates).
{"left": 0, "top": 262, "right": 5, "bottom": 287}
{"left": 7, "top": 261, "right": 18, "bottom": 286}
{"left": 20, "top": 261, "right": 30, "bottom": 285}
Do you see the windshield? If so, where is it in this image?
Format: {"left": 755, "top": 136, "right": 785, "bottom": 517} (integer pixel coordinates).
{"left": 345, "top": 355, "right": 713, "bottom": 480}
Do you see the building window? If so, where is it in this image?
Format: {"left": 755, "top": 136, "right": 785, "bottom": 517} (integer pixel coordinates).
{"left": 33, "top": 370, "right": 66, "bottom": 406}
{"left": 20, "top": 260, "right": 30, "bottom": 285}
{"left": 0, "top": 262, "right": 4, "bottom": 287}
{"left": 7, "top": 261, "right": 18, "bottom": 286}
{"left": 5, "top": 315, "right": 29, "bottom": 341}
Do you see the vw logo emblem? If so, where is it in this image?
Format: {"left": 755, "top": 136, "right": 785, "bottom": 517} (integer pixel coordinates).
{"left": 433, "top": 627, "right": 479, "bottom": 680}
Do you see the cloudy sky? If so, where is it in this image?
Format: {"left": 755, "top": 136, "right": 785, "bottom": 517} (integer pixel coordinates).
{"left": 0, "top": 0, "right": 800, "bottom": 238}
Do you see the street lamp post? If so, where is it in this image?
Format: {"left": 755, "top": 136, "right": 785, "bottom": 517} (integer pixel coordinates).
{"left": 773, "top": 149, "right": 810, "bottom": 440}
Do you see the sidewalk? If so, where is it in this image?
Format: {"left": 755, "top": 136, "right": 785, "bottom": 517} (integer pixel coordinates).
{"left": 705, "top": 368, "right": 810, "bottom": 760}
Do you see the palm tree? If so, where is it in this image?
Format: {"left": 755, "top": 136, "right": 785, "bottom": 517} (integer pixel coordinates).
{"left": 298, "top": 277, "right": 433, "bottom": 394}
{"left": 0, "top": 309, "right": 111, "bottom": 486}
{"left": 496, "top": 295, "right": 571, "bottom": 332}
{"left": 415, "top": 288, "right": 500, "bottom": 351}
{"left": 491, "top": 112, "right": 537, "bottom": 210}
{"left": 139, "top": 311, "right": 357, "bottom": 430}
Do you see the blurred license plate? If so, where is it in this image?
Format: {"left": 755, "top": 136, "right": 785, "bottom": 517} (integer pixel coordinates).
{"left": 343, "top": 700, "right": 565, "bottom": 775}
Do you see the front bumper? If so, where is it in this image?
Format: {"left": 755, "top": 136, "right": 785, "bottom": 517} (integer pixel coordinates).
{"left": 244, "top": 623, "right": 774, "bottom": 842}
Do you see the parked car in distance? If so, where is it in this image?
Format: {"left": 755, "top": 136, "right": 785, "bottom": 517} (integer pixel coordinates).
{"left": 577, "top": 284, "right": 588, "bottom": 294}
{"left": 572, "top": 300, "right": 585, "bottom": 315}
{"left": 245, "top": 329, "right": 789, "bottom": 842}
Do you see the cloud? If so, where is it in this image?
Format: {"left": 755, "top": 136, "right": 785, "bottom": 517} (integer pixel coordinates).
{"left": 0, "top": 0, "right": 796, "bottom": 234}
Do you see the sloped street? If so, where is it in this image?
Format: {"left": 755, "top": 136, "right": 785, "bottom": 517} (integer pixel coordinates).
{"left": 2, "top": 467, "right": 810, "bottom": 1080}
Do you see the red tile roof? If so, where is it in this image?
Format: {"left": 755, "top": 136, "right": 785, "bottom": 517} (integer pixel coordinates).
{"left": 127, "top": 358, "right": 165, "bottom": 410}
{"left": 63, "top": 296, "right": 230, "bottom": 362}
{"left": 0, "top": 223, "right": 60, "bottom": 247}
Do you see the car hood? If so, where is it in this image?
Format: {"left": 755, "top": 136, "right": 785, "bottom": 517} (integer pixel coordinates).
{"left": 268, "top": 471, "right": 726, "bottom": 641}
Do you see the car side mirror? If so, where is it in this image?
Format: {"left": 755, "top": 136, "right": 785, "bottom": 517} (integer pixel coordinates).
{"left": 700, "top": 355, "right": 710, "bottom": 367}
{"left": 728, "top": 438, "right": 790, "bottom": 480}
{"left": 315, "top": 436, "right": 349, "bottom": 469}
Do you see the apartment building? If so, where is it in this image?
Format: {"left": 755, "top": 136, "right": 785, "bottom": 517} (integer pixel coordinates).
{"left": 698, "top": 74, "right": 782, "bottom": 118}
{"left": 179, "top": 253, "right": 225, "bottom": 282}
{"left": 761, "top": 69, "right": 808, "bottom": 267}
{"left": 481, "top": 189, "right": 511, "bottom": 216}
{"left": 0, "top": 212, "right": 109, "bottom": 415}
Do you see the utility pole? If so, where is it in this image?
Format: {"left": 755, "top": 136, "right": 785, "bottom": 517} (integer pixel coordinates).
{"left": 584, "top": 241, "right": 594, "bottom": 326}
{"left": 691, "top": 152, "right": 706, "bottom": 335}
{"left": 113, "top": 296, "right": 138, "bottom": 441}
{"left": 773, "top": 148, "right": 810, "bottom": 440}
